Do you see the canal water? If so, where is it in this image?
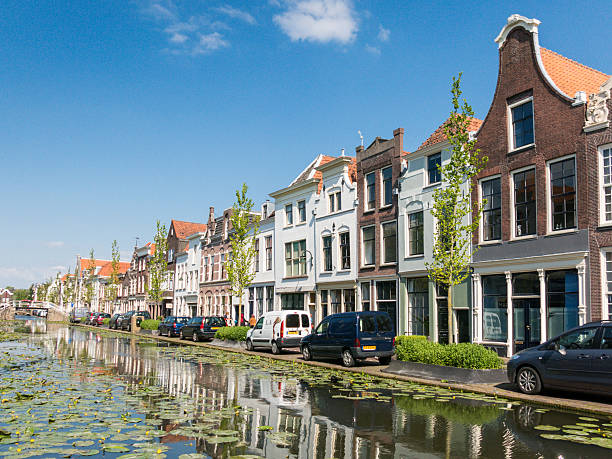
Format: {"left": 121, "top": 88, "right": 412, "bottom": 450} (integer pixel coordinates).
{"left": 1, "top": 321, "right": 611, "bottom": 458}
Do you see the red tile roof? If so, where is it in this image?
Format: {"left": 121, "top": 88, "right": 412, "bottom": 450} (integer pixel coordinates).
{"left": 97, "top": 261, "right": 130, "bottom": 277}
{"left": 313, "top": 155, "right": 338, "bottom": 192}
{"left": 79, "top": 258, "right": 110, "bottom": 276}
{"left": 418, "top": 117, "right": 483, "bottom": 150}
{"left": 172, "top": 220, "right": 207, "bottom": 239}
{"left": 540, "top": 47, "right": 610, "bottom": 98}
{"left": 347, "top": 157, "right": 357, "bottom": 184}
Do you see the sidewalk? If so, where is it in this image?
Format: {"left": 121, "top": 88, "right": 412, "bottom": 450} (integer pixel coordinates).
{"left": 78, "top": 324, "right": 612, "bottom": 417}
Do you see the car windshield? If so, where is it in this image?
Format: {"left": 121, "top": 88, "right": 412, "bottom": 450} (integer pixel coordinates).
{"left": 190, "top": 317, "right": 203, "bottom": 324}
{"left": 176, "top": 317, "right": 189, "bottom": 324}
{"left": 286, "top": 314, "right": 299, "bottom": 328}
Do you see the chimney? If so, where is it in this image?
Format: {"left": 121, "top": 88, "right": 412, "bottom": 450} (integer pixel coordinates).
{"left": 208, "top": 206, "right": 215, "bottom": 222}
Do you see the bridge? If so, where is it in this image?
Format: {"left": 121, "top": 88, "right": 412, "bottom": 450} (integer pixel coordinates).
{"left": 0, "top": 300, "right": 69, "bottom": 322}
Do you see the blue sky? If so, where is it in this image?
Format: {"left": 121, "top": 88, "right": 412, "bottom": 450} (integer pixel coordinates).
{"left": 1, "top": 0, "right": 611, "bottom": 288}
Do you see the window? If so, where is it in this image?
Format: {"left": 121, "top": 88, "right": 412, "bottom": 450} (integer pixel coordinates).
{"left": 601, "top": 146, "right": 612, "bottom": 223}
{"left": 360, "top": 283, "right": 370, "bottom": 311}
{"left": 550, "top": 158, "right": 576, "bottom": 231}
{"left": 376, "top": 281, "right": 396, "bottom": 332}
{"left": 265, "top": 236, "right": 272, "bottom": 271}
{"left": 330, "top": 289, "right": 341, "bottom": 314}
{"left": 343, "top": 289, "right": 355, "bottom": 312}
{"left": 284, "top": 240, "right": 306, "bottom": 277}
{"left": 329, "top": 191, "right": 341, "bottom": 213}
{"left": 167, "top": 249, "right": 174, "bottom": 262}
{"left": 511, "top": 100, "right": 534, "bottom": 149}
{"left": 360, "top": 315, "right": 376, "bottom": 333}
{"left": 382, "top": 221, "right": 397, "bottom": 264}
{"left": 281, "top": 293, "right": 304, "bottom": 310}
{"left": 315, "top": 320, "right": 329, "bottom": 334}
{"left": 254, "top": 238, "right": 260, "bottom": 272}
{"left": 286, "top": 314, "right": 300, "bottom": 328}
{"left": 606, "top": 252, "right": 612, "bottom": 320}
{"left": 248, "top": 288, "right": 254, "bottom": 318}
{"left": 514, "top": 169, "right": 536, "bottom": 236}
{"left": 262, "top": 204, "right": 268, "bottom": 219}
{"left": 256, "top": 287, "right": 264, "bottom": 317}
{"left": 382, "top": 166, "right": 393, "bottom": 206}
{"left": 220, "top": 253, "right": 226, "bottom": 279}
{"left": 266, "top": 286, "right": 274, "bottom": 312}
{"left": 339, "top": 232, "right": 350, "bottom": 269}
{"left": 362, "top": 227, "right": 375, "bottom": 266}
{"left": 554, "top": 327, "right": 599, "bottom": 350}
{"left": 482, "top": 275, "right": 507, "bottom": 342}
{"left": 285, "top": 204, "right": 293, "bottom": 225}
{"left": 298, "top": 200, "right": 306, "bottom": 223}
{"left": 408, "top": 212, "right": 424, "bottom": 255}
{"left": 547, "top": 270, "right": 578, "bottom": 338}
{"left": 407, "top": 278, "right": 429, "bottom": 336}
{"left": 321, "top": 290, "right": 328, "bottom": 318}
{"left": 481, "top": 177, "right": 501, "bottom": 241}
{"left": 366, "top": 172, "right": 376, "bottom": 210}
{"left": 322, "top": 235, "right": 332, "bottom": 272}
{"left": 427, "top": 153, "right": 441, "bottom": 184}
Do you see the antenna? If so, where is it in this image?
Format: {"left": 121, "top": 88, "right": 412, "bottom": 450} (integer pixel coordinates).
{"left": 341, "top": 148, "right": 345, "bottom": 156}
{"left": 358, "top": 130, "right": 363, "bottom": 147}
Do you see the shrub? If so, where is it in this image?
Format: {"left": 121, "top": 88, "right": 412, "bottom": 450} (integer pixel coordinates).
{"left": 395, "top": 336, "right": 503, "bottom": 370}
{"left": 139, "top": 319, "right": 161, "bottom": 330}
{"left": 80, "top": 317, "right": 87, "bottom": 323}
{"left": 102, "top": 318, "right": 110, "bottom": 325}
{"left": 215, "top": 326, "right": 249, "bottom": 342}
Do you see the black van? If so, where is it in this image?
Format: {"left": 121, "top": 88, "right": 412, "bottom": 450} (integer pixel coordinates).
{"left": 300, "top": 311, "right": 395, "bottom": 367}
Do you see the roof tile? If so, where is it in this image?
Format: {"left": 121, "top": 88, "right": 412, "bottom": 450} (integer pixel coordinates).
{"left": 418, "top": 117, "right": 483, "bottom": 150}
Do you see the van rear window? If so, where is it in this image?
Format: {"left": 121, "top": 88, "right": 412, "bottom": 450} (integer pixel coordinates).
{"left": 359, "top": 316, "right": 376, "bottom": 333}
{"left": 376, "top": 314, "right": 393, "bottom": 333}
{"left": 301, "top": 314, "right": 310, "bottom": 328}
{"left": 286, "top": 314, "right": 300, "bottom": 328}
{"left": 207, "top": 317, "right": 225, "bottom": 326}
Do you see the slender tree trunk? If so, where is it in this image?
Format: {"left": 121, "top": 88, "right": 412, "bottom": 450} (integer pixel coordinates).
{"left": 238, "top": 295, "right": 242, "bottom": 326}
{"left": 447, "top": 284, "right": 453, "bottom": 345}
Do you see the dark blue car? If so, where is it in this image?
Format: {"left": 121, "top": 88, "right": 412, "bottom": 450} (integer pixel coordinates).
{"left": 158, "top": 316, "right": 189, "bottom": 337}
{"left": 300, "top": 311, "right": 395, "bottom": 367}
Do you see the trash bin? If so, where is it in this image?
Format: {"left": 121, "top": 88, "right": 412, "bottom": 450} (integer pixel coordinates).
{"left": 131, "top": 315, "right": 140, "bottom": 333}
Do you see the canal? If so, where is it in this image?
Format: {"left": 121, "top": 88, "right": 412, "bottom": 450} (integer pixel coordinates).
{"left": 1, "top": 321, "right": 611, "bottom": 458}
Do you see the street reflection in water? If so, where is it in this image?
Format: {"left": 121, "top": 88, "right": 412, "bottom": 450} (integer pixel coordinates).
{"left": 21, "top": 325, "right": 612, "bottom": 458}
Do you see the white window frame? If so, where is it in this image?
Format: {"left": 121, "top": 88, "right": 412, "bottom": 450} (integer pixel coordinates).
{"left": 297, "top": 200, "right": 307, "bottom": 223}
{"left": 328, "top": 190, "right": 341, "bottom": 214}
{"left": 546, "top": 154, "right": 577, "bottom": 235}
{"left": 338, "top": 231, "right": 351, "bottom": 271}
{"left": 510, "top": 165, "right": 537, "bottom": 240}
{"left": 599, "top": 144, "right": 612, "bottom": 227}
{"left": 365, "top": 172, "right": 376, "bottom": 211}
{"left": 380, "top": 166, "right": 393, "bottom": 208}
{"left": 405, "top": 210, "right": 425, "bottom": 257}
{"left": 321, "top": 234, "right": 333, "bottom": 272}
{"left": 285, "top": 203, "right": 293, "bottom": 226}
{"left": 478, "top": 174, "right": 502, "bottom": 244}
{"left": 427, "top": 152, "right": 442, "bottom": 186}
{"left": 361, "top": 225, "right": 376, "bottom": 267}
{"left": 507, "top": 96, "right": 535, "bottom": 152}
{"left": 380, "top": 220, "right": 397, "bottom": 265}
{"left": 601, "top": 250, "right": 612, "bottom": 320}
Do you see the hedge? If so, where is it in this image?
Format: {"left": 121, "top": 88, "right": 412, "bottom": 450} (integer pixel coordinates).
{"left": 215, "top": 326, "right": 249, "bottom": 342}
{"left": 139, "top": 319, "right": 161, "bottom": 330}
{"left": 395, "top": 335, "right": 503, "bottom": 370}
{"left": 102, "top": 318, "right": 110, "bottom": 325}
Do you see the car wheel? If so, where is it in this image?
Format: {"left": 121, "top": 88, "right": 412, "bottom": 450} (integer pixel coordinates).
{"left": 302, "top": 345, "right": 312, "bottom": 361}
{"left": 246, "top": 339, "right": 253, "bottom": 351}
{"left": 342, "top": 349, "right": 355, "bottom": 368}
{"left": 193, "top": 332, "right": 199, "bottom": 342}
{"left": 271, "top": 341, "right": 280, "bottom": 355}
{"left": 517, "top": 366, "right": 542, "bottom": 395}
{"left": 378, "top": 356, "right": 392, "bottom": 366}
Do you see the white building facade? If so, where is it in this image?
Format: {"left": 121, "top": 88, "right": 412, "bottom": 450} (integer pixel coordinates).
{"left": 174, "top": 232, "right": 203, "bottom": 317}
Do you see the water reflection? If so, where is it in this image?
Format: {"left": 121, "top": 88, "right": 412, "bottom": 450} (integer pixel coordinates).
{"left": 32, "top": 326, "right": 612, "bottom": 458}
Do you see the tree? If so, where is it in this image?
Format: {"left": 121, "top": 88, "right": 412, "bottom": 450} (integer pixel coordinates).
{"left": 107, "top": 240, "right": 121, "bottom": 307}
{"left": 425, "top": 74, "right": 488, "bottom": 344}
{"left": 84, "top": 249, "right": 96, "bottom": 307}
{"left": 148, "top": 220, "right": 168, "bottom": 317}
{"left": 226, "top": 183, "right": 260, "bottom": 325}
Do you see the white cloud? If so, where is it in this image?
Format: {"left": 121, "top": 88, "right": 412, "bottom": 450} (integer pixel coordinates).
{"left": 274, "top": 0, "right": 358, "bottom": 44}
{"left": 377, "top": 24, "right": 390, "bottom": 42}
{"left": 194, "top": 32, "right": 230, "bottom": 54}
{"left": 0, "top": 265, "right": 66, "bottom": 287}
{"left": 215, "top": 5, "right": 256, "bottom": 25}
{"left": 141, "top": 0, "right": 177, "bottom": 21}
{"left": 44, "top": 241, "right": 64, "bottom": 248}
{"left": 365, "top": 44, "right": 380, "bottom": 55}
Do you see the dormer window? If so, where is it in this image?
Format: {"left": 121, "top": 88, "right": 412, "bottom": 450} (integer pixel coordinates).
{"left": 510, "top": 99, "right": 534, "bottom": 149}
{"left": 427, "top": 153, "right": 441, "bottom": 185}
{"left": 329, "top": 191, "right": 341, "bottom": 213}
{"left": 262, "top": 204, "right": 268, "bottom": 219}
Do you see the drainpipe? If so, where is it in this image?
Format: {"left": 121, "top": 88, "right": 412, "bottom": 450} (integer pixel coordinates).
{"left": 312, "top": 206, "right": 318, "bottom": 322}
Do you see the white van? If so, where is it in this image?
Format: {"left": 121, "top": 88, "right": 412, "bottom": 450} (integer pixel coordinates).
{"left": 246, "top": 310, "right": 312, "bottom": 354}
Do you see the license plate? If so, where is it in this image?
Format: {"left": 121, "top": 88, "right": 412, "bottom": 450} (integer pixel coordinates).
{"left": 288, "top": 331, "right": 298, "bottom": 335}
{"left": 362, "top": 345, "right": 376, "bottom": 351}
{"left": 211, "top": 327, "right": 219, "bottom": 330}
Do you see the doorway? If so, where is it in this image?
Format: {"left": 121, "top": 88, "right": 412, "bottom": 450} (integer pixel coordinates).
{"left": 513, "top": 298, "right": 541, "bottom": 352}
{"left": 456, "top": 309, "right": 470, "bottom": 343}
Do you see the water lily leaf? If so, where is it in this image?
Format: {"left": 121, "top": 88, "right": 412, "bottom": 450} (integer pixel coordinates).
{"left": 77, "top": 449, "right": 100, "bottom": 456}
{"left": 103, "top": 444, "right": 131, "bottom": 453}
{"left": 73, "top": 440, "right": 94, "bottom": 447}
{"left": 534, "top": 425, "right": 560, "bottom": 431}
{"left": 207, "top": 436, "right": 240, "bottom": 444}
{"left": 257, "top": 425, "right": 273, "bottom": 431}
{"left": 579, "top": 417, "right": 600, "bottom": 422}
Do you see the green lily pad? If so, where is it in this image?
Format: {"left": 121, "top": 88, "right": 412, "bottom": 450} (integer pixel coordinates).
{"left": 103, "top": 444, "right": 131, "bottom": 453}
{"left": 207, "top": 436, "right": 240, "bottom": 444}
{"left": 534, "top": 425, "right": 560, "bottom": 431}
{"left": 257, "top": 425, "right": 274, "bottom": 431}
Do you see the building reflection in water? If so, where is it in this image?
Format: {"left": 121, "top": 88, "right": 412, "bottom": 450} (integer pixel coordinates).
{"left": 33, "top": 326, "right": 601, "bottom": 459}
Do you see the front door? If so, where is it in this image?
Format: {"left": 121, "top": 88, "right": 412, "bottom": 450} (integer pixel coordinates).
{"left": 513, "top": 299, "right": 541, "bottom": 352}
{"left": 456, "top": 309, "right": 470, "bottom": 343}
{"left": 437, "top": 301, "right": 448, "bottom": 344}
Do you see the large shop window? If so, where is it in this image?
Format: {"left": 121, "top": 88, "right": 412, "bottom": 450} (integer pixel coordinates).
{"left": 330, "top": 289, "right": 341, "bottom": 314}
{"left": 407, "top": 277, "right": 429, "bottom": 337}
{"left": 344, "top": 289, "right": 355, "bottom": 312}
{"left": 482, "top": 275, "right": 508, "bottom": 342}
{"left": 547, "top": 270, "right": 579, "bottom": 338}
{"left": 281, "top": 293, "right": 304, "bottom": 310}
{"left": 550, "top": 158, "right": 576, "bottom": 231}
{"left": 514, "top": 169, "right": 537, "bottom": 236}
{"left": 481, "top": 177, "right": 501, "bottom": 241}
{"left": 376, "top": 281, "right": 397, "bottom": 332}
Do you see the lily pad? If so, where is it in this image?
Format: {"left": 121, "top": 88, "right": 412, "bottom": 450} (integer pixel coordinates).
{"left": 534, "top": 425, "right": 560, "bottom": 431}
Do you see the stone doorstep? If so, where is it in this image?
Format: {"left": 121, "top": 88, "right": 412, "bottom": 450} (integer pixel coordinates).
{"left": 74, "top": 324, "right": 612, "bottom": 417}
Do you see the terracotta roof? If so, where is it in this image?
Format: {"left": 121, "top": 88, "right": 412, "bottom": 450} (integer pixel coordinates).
{"left": 312, "top": 155, "right": 337, "bottom": 192}
{"left": 418, "top": 117, "right": 483, "bottom": 150}
{"left": 347, "top": 157, "right": 357, "bottom": 184}
{"left": 97, "top": 261, "right": 130, "bottom": 277}
{"left": 540, "top": 47, "right": 610, "bottom": 98}
{"left": 172, "top": 220, "right": 207, "bottom": 239}
{"left": 79, "top": 258, "right": 110, "bottom": 276}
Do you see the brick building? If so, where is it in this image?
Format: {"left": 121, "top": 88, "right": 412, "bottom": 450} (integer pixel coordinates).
{"left": 470, "top": 15, "right": 610, "bottom": 356}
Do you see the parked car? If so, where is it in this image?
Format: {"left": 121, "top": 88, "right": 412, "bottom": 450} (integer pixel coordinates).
{"left": 117, "top": 310, "right": 152, "bottom": 331}
{"left": 95, "top": 313, "right": 111, "bottom": 326}
{"left": 300, "top": 311, "right": 395, "bottom": 367}
{"left": 180, "top": 316, "right": 226, "bottom": 342}
{"left": 158, "top": 316, "right": 190, "bottom": 337}
{"left": 507, "top": 321, "right": 612, "bottom": 396}
{"left": 84, "top": 312, "right": 98, "bottom": 325}
{"left": 246, "top": 310, "right": 312, "bottom": 354}
{"left": 109, "top": 313, "right": 121, "bottom": 329}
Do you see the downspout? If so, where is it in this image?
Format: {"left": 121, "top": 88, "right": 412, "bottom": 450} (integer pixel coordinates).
{"left": 312, "top": 204, "right": 318, "bottom": 320}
